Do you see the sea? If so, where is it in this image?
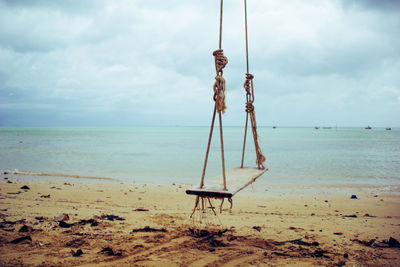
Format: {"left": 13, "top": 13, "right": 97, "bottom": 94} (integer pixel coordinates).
{"left": 0, "top": 127, "right": 399, "bottom": 188}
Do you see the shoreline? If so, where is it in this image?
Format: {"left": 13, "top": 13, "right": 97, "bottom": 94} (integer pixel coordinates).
{"left": 1, "top": 174, "right": 399, "bottom": 266}
{"left": 1, "top": 170, "right": 121, "bottom": 182}
{"left": 2, "top": 170, "right": 399, "bottom": 197}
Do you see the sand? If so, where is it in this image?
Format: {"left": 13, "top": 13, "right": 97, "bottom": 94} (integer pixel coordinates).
{"left": 1, "top": 173, "right": 399, "bottom": 266}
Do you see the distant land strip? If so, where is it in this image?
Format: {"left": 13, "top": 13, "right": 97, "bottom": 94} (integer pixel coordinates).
{"left": 1, "top": 170, "right": 121, "bottom": 182}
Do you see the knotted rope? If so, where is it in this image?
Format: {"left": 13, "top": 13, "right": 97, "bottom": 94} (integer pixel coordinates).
{"left": 200, "top": 0, "right": 227, "bottom": 192}
{"left": 213, "top": 49, "right": 228, "bottom": 113}
{"left": 240, "top": 0, "right": 266, "bottom": 170}
{"left": 242, "top": 73, "right": 266, "bottom": 169}
{"left": 244, "top": 73, "right": 254, "bottom": 112}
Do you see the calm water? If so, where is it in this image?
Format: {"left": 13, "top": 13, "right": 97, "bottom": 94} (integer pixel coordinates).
{"left": 0, "top": 127, "right": 399, "bottom": 186}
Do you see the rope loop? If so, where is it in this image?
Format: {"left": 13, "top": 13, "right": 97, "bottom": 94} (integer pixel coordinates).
{"left": 213, "top": 49, "right": 228, "bottom": 75}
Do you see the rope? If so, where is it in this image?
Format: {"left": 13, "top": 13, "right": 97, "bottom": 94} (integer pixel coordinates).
{"left": 200, "top": 106, "right": 217, "bottom": 188}
{"left": 219, "top": 0, "right": 223, "bottom": 49}
{"left": 244, "top": 0, "right": 249, "bottom": 73}
{"left": 241, "top": 0, "right": 266, "bottom": 169}
{"left": 200, "top": 0, "right": 227, "bottom": 190}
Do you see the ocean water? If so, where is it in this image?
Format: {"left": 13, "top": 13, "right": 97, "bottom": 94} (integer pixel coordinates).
{"left": 0, "top": 127, "right": 399, "bottom": 187}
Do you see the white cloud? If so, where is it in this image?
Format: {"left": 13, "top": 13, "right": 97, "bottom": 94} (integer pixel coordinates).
{"left": 0, "top": 0, "right": 399, "bottom": 127}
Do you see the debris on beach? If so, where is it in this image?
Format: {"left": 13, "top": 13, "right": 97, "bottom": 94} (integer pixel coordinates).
{"left": 59, "top": 221, "right": 74, "bottom": 228}
{"left": 55, "top": 213, "right": 70, "bottom": 221}
{"left": 96, "top": 214, "right": 125, "bottom": 221}
{"left": 98, "top": 247, "right": 123, "bottom": 256}
{"left": 337, "top": 260, "right": 346, "bottom": 266}
{"left": 188, "top": 229, "right": 228, "bottom": 250}
{"left": 132, "top": 226, "right": 167, "bottom": 233}
{"left": 40, "top": 194, "right": 50, "bottom": 198}
{"left": 10, "top": 235, "right": 32, "bottom": 244}
{"left": 352, "top": 238, "right": 376, "bottom": 247}
{"left": 350, "top": 195, "right": 358, "bottom": 199}
{"left": 7, "top": 191, "right": 21, "bottom": 194}
{"left": 387, "top": 237, "right": 400, "bottom": 248}
{"left": 313, "top": 248, "right": 330, "bottom": 258}
{"left": 35, "top": 216, "right": 47, "bottom": 222}
{"left": 50, "top": 186, "right": 62, "bottom": 190}
{"left": 252, "top": 226, "right": 262, "bottom": 232}
{"left": 343, "top": 214, "right": 357, "bottom": 218}
{"left": 66, "top": 238, "right": 87, "bottom": 248}
{"left": 20, "top": 185, "right": 30, "bottom": 190}
{"left": 288, "top": 239, "right": 319, "bottom": 247}
{"left": 19, "top": 225, "right": 33, "bottom": 233}
{"left": 133, "top": 208, "right": 149, "bottom": 212}
{"left": 276, "top": 238, "right": 319, "bottom": 247}
{"left": 226, "top": 234, "right": 237, "bottom": 241}
{"left": 363, "top": 213, "right": 376, "bottom": 217}
{"left": 78, "top": 218, "right": 98, "bottom": 227}
{"left": 0, "top": 219, "right": 26, "bottom": 227}
{"left": 189, "top": 228, "right": 227, "bottom": 237}
{"left": 71, "top": 249, "right": 83, "bottom": 257}
{"left": 352, "top": 237, "right": 400, "bottom": 248}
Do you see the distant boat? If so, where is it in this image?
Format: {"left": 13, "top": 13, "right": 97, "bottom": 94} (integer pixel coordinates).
{"left": 272, "top": 126, "right": 276, "bottom": 129}
{"left": 364, "top": 126, "right": 372, "bottom": 130}
{"left": 385, "top": 127, "right": 391, "bottom": 130}
{"left": 315, "top": 127, "right": 319, "bottom": 130}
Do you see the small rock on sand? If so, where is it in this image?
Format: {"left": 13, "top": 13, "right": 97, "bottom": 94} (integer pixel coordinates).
{"left": 350, "top": 195, "right": 358, "bottom": 199}
{"left": 253, "top": 226, "right": 262, "bottom": 232}
{"left": 59, "top": 221, "right": 74, "bottom": 228}
{"left": 72, "top": 249, "right": 83, "bottom": 257}
{"left": 55, "top": 213, "right": 70, "bottom": 221}
{"left": 10, "top": 235, "right": 32, "bottom": 244}
{"left": 387, "top": 237, "right": 400, "bottom": 248}
{"left": 19, "top": 225, "right": 33, "bottom": 233}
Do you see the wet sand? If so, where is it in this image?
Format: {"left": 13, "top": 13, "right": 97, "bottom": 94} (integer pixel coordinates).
{"left": 0, "top": 173, "right": 399, "bottom": 266}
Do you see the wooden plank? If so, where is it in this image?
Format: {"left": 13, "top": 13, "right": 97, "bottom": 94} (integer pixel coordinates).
{"left": 185, "top": 188, "right": 233, "bottom": 198}
{"left": 185, "top": 166, "right": 267, "bottom": 198}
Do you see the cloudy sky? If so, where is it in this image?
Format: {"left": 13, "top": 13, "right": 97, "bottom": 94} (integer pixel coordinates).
{"left": 0, "top": 0, "right": 399, "bottom": 127}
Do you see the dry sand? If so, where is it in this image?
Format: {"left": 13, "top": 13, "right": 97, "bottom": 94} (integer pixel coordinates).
{"left": 1, "top": 173, "right": 399, "bottom": 266}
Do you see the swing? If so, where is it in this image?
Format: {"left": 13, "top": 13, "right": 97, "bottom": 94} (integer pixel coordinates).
{"left": 186, "top": 0, "right": 268, "bottom": 203}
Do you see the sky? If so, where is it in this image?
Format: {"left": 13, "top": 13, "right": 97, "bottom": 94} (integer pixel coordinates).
{"left": 0, "top": 0, "right": 399, "bottom": 127}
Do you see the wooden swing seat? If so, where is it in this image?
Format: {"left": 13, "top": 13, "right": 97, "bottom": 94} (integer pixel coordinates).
{"left": 186, "top": 166, "right": 267, "bottom": 198}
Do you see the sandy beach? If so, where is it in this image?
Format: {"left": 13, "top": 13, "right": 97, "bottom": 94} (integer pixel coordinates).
{"left": 1, "top": 173, "right": 399, "bottom": 266}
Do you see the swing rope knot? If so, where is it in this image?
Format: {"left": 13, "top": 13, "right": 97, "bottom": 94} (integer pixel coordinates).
{"left": 256, "top": 147, "right": 266, "bottom": 168}
{"left": 243, "top": 73, "right": 253, "bottom": 95}
{"left": 244, "top": 73, "right": 254, "bottom": 113}
{"left": 242, "top": 73, "right": 266, "bottom": 169}
{"left": 213, "top": 49, "right": 228, "bottom": 113}
{"left": 245, "top": 102, "right": 254, "bottom": 113}
{"left": 213, "top": 49, "right": 228, "bottom": 74}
